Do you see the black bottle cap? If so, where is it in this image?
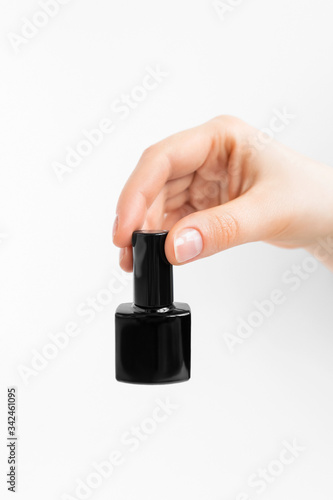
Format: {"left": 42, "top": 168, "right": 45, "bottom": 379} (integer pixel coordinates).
{"left": 133, "top": 230, "right": 173, "bottom": 308}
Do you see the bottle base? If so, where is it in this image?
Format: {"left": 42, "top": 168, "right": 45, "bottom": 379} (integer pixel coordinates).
{"left": 115, "top": 302, "right": 191, "bottom": 385}
{"left": 115, "top": 374, "right": 191, "bottom": 385}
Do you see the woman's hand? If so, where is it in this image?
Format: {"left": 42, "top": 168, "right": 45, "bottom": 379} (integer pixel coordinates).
{"left": 113, "top": 116, "right": 333, "bottom": 271}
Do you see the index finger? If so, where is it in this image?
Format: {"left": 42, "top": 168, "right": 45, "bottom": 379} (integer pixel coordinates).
{"left": 113, "top": 117, "right": 231, "bottom": 248}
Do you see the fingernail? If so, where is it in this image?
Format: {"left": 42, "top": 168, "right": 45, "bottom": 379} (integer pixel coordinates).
{"left": 112, "top": 216, "right": 118, "bottom": 240}
{"left": 174, "top": 228, "right": 203, "bottom": 263}
{"left": 119, "top": 247, "right": 125, "bottom": 263}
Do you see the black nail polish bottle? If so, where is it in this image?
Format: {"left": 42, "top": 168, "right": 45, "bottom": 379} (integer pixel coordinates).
{"left": 115, "top": 230, "right": 191, "bottom": 384}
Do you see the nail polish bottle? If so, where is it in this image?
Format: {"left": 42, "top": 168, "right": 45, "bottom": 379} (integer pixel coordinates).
{"left": 115, "top": 230, "right": 191, "bottom": 384}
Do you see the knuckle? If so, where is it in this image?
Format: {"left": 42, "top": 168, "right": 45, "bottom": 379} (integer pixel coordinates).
{"left": 140, "top": 143, "right": 171, "bottom": 172}
{"left": 211, "top": 114, "right": 242, "bottom": 128}
{"left": 209, "top": 211, "right": 240, "bottom": 249}
{"left": 141, "top": 144, "right": 159, "bottom": 159}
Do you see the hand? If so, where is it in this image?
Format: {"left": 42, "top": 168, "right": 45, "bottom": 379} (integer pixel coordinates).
{"left": 113, "top": 116, "right": 333, "bottom": 271}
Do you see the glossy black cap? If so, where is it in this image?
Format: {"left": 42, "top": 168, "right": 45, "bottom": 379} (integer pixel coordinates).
{"left": 133, "top": 230, "right": 173, "bottom": 308}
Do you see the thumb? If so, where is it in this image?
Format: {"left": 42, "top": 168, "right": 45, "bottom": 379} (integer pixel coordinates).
{"left": 165, "top": 191, "right": 275, "bottom": 265}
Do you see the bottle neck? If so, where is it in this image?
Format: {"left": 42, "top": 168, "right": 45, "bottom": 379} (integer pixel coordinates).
{"left": 133, "top": 303, "right": 174, "bottom": 313}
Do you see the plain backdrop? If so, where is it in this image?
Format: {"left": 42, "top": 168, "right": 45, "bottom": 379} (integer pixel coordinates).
{"left": 1, "top": 0, "right": 333, "bottom": 499}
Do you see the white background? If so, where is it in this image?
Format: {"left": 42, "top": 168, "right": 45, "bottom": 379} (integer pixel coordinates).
{"left": 1, "top": 0, "right": 333, "bottom": 499}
